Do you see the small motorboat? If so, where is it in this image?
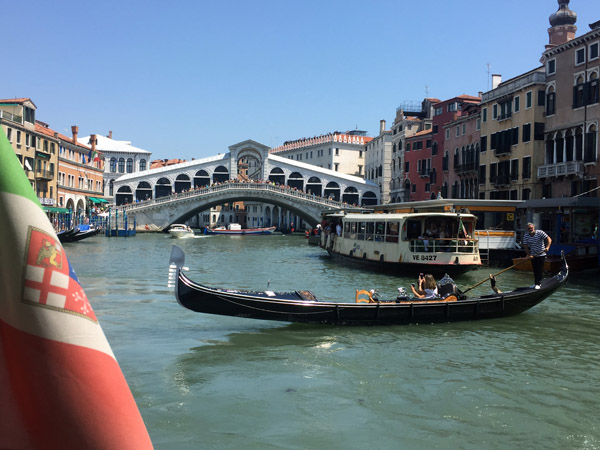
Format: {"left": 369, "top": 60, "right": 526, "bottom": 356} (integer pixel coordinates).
{"left": 203, "top": 223, "right": 276, "bottom": 235}
{"left": 168, "top": 224, "right": 195, "bottom": 239}
{"left": 168, "top": 245, "right": 569, "bottom": 326}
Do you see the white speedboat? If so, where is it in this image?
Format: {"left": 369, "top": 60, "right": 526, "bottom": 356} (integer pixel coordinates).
{"left": 168, "top": 224, "right": 194, "bottom": 238}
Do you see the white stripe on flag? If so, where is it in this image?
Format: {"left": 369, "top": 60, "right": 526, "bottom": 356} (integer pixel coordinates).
{"left": 46, "top": 292, "right": 67, "bottom": 309}
{"left": 26, "top": 264, "right": 44, "bottom": 283}
{"left": 50, "top": 270, "right": 69, "bottom": 289}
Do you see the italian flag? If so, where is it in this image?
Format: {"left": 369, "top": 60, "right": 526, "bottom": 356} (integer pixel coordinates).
{"left": 0, "top": 129, "right": 152, "bottom": 448}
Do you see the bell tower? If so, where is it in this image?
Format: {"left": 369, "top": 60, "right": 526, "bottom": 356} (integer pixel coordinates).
{"left": 546, "top": 0, "right": 577, "bottom": 50}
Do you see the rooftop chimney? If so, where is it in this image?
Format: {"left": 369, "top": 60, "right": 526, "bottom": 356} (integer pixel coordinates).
{"left": 71, "top": 125, "right": 79, "bottom": 144}
{"left": 380, "top": 119, "right": 386, "bottom": 134}
{"left": 90, "top": 134, "right": 97, "bottom": 152}
{"left": 108, "top": 130, "right": 112, "bottom": 139}
{"left": 492, "top": 74, "right": 502, "bottom": 90}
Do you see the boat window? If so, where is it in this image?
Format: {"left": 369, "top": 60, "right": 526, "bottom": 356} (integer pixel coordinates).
{"left": 405, "top": 219, "right": 421, "bottom": 240}
{"left": 357, "top": 222, "right": 366, "bottom": 240}
{"left": 366, "top": 222, "right": 375, "bottom": 240}
{"left": 344, "top": 222, "right": 351, "bottom": 234}
{"left": 386, "top": 221, "right": 399, "bottom": 243}
{"left": 350, "top": 221, "right": 357, "bottom": 239}
{"left": 375, "top": 222, "right": 385, "bottom": 242}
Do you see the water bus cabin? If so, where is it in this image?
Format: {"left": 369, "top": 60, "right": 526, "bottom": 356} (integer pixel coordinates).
{"left": 320, "top": 211, "right": 481, "bottom": 277}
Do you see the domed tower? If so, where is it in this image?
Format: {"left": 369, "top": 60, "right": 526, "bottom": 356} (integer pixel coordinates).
{"left": 546, "top": 0, "right": 577, "bottom": 49}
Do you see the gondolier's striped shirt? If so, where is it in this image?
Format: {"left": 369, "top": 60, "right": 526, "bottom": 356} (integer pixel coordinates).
{"left": 522, "top": 230, "right": 549, "bottom": 256}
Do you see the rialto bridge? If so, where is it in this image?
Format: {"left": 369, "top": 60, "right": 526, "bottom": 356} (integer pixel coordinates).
{"left": 113, "top": 140, "right": 380, "bottom": 230}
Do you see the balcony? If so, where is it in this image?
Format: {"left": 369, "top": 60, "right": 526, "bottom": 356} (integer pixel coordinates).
{"left": 419, "top": 169, "right": 431, "bottom": 178}
{"left": 497, "top": 111, "right": 512, "bottom": 121}
{"left": 0, "top": 110, "right": 23, "bottom": 124}
{"left": 537, "top": 161, "right": 585, "bottom": 179}
{"left": 455, "top": 162, "right": 477, "bottom": 174}
{"left": 35, "top": 169, "right": 54, "bottom": 180}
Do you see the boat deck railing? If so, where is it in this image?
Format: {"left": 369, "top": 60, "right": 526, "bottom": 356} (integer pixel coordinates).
{"left": 409, "top": 238, "right": 478, "bottom": 254}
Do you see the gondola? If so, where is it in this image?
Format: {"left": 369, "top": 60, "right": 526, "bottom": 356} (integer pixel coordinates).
{"left": 168, "top": 245, "right": 569, "bottom": 326}
{"left": 58, "top": 226, "right": 101, "bottom": 243}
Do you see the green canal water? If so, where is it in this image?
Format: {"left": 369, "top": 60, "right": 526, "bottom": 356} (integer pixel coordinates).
{"left": 65, "top": 233, "right": 600, "bottom": 450}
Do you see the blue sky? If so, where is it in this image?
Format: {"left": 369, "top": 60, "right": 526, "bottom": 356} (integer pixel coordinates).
{"left": 3, "top": 0, "right": 598, "bottom": 161}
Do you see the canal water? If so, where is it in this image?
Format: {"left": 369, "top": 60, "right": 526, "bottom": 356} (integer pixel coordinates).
{"left": 65, "top": 233, "right": 600, "bottom": 450}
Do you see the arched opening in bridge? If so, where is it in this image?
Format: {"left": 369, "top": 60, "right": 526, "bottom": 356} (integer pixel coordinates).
{"left": 324, "top": 182, "right": 340, "bottom": 201}
{"left": 237, "top": 154, "right": 261, "bottom": 180}
{"left": 213, "top": 166, "right": 229, "bottom": 183}
{"left": 361, "top": 191, "right": 378, "bottom": 206}
{"left": 269, "top": 167, "right": 285, "bottom": 185}
{"left": 194, "top": 170, "right": 210, "bottom": 188}
{"left": 342, "top": 187, "right": 359, "bottom": 205}
{"left": 288, "top": 172, "right": 304, "bottom": 191}
{"left": 175, "top": 174, "right": 191, "bottom": 193}
{"left": 116, "top": 186, "right": 133, "bottom": 206}
{"left": 155, "top": 177, "right": 172, "bottom": 198}
{"left": 136, "top": 181, "right": 152, "bottom": 201}
{"left": 306, "top": 176, "right": 322, "bottom": 197}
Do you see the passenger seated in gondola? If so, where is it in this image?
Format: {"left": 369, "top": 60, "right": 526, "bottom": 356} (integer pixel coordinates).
{"left": 410, "top": 273, "right": 438, "bottom": 299}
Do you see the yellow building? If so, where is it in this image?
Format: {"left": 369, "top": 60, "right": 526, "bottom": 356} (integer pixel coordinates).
{"left": 479, "top": 69, "right": 547, "bottom": 200}
{"left": 0, "top": 98, "right": 59, "bottom": 210}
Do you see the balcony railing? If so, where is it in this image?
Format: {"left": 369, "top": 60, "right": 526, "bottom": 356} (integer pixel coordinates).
{"left": 455, "top": 162, "right": 477, "bottom": 174}
{"left": 497, "top": 111, "right": 512, "bottom": 121}
{"left": 0, "top": 110, "right": 23, "bottom": 124}
{"left": 35, "top": 169, "right": 54, "bottom": 180}
{"left": 537, "top": 161, "right": 585, "bottom": 178}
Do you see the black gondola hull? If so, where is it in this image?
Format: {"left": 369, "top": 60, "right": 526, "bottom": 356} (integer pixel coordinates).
{"left": 174, "top": 263, "right": 568, "bottom": 326}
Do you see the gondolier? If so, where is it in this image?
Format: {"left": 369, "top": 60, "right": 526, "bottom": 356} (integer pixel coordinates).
{"left": 522, "top": 222, "right": 552, "bottom": 289}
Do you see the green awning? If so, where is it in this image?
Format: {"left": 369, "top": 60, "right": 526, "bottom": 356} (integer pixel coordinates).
{"left": 88, "top": 197, "right": 109, "bottom": 203}
{"left": 43, "top": 206, "right": 70, "bottom": 213}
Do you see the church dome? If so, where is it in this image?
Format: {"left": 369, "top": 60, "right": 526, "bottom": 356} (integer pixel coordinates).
{"left": 549, "top": 0, "right": 577, "bottom": 27}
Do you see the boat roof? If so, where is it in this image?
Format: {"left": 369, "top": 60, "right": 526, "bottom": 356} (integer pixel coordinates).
{"left": 331, "top": 212, "right": 478, "bottom": 220}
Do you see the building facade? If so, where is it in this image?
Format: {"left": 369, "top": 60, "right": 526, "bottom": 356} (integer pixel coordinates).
{"left": 0, "top": 98, "right": 59, "bottom": 210}
{"left": 79, "top": 132, "right": 152, "bottom": 201}
{"left": 431, "top": 95, "right": 481, "bottom": 199}
{"left": 540, "top": 15, "right": 599, "bottom": 198}
{"left": 479, "top": 68, "right": 547, "bottom": 200}
{"left": 365, "top": 120, "right": 393, "bottom": 204}
{"left": 270, "top": 130, "right": 371, "bottom": 178}
{"left": 442, "top": 102, "right": 481, "bottom": 199}
{"left": 389, "top": 100, "right": 437, "bottom": 203}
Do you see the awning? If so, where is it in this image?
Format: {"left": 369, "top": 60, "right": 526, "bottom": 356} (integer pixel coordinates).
{"left": 43, "top": 206, "right": 70, "bottom": 214}
{"left": 88, "top": 197, "right": 109, "bottom": 203}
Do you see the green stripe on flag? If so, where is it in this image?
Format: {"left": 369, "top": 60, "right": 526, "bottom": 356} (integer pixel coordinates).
{"left": 0, "top": 127, "right": 40, "bottom": 205}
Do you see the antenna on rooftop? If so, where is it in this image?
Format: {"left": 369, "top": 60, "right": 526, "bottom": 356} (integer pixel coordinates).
{"left": 425, "top": 85, "right": 429, "bottom": 97}
{"left": 486, "top": 63, "right": 491, "bottom": 90}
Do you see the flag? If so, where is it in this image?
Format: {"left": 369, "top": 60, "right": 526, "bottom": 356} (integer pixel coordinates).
{"left": 0, "top": 129, "right": 152, "bottom": 448}
{"left": 89, "top": 149, "right": 100, "bottom": 163}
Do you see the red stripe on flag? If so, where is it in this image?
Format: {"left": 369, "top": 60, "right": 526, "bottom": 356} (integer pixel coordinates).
{"left": 0, "top": 320, "right": 152, "bottom": 449}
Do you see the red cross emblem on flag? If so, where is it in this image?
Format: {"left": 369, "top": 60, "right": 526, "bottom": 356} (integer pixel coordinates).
{"left": 22, "top": 227, "right": 97, "bottom": 322}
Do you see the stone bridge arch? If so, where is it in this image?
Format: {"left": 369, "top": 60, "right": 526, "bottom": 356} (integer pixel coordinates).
{"left": 124, "top": 184, "right": 366, "bottom": 231}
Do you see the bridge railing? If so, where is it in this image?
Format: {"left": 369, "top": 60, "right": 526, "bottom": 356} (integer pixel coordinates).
{"left": 120, "top": 182, "right": 364, "bottom": 212}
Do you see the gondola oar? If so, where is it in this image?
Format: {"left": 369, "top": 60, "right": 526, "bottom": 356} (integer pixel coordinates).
{"left": 462, "top": 257, "right": 532, "bottom": 295}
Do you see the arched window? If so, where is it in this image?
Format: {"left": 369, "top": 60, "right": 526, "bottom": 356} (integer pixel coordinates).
{"left": 118, "top": 157, "right": 125, "bottom": 173}
{"left": 126, "top": 158, "right": 133, "bottom": 173}
{"left": 110, "top": 157, "right": 117, "bottom": 173}
{"left": 139, "top": 159, "right": 146, "bottom": 171}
